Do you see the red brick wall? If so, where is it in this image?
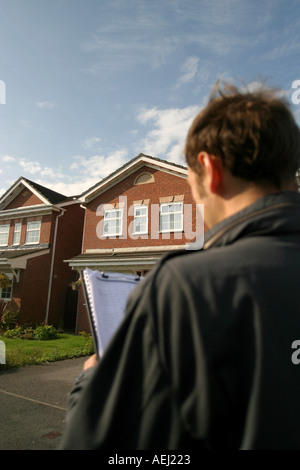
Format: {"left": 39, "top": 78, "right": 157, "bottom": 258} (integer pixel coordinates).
{"left": 18, "top": 253, "right": 52, "bottom": 325}
{"left": 4, "top": 188, "right": 44, "bottom": 209}
{"left": 76, "top": 288, "right": 90, "bottom": 333}
{"left": 47, "top": 203, "right": 85, "bottom": 326}
{"left": 0, "top": 214, "right": 52, "bottom": 246}
{"left": 75, "top": 166, "right": 207, "bottom": 333}
{"left": 1, "top": 203, "right": 84, "bottom": 328}
{"left": 83, "top": 167, "right": 200, "bottom": 251}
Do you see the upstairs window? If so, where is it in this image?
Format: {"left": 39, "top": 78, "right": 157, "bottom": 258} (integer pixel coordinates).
{"left": 133, "top": 205, "right": 148, "bottom": 235}
{"left": 25, "top": 220, "right": 41, "bottom": 244}
{"left": 102, "top": 209, "right": 123, "bottom": 237}
{"left": 13, "top": 222, "right": 21, "bottom": 245}
{"left": 0, "top": 224, "right": 10, "bottom": 246}
{"left": 159, "top": 202, "right": 183, "bottom": 232}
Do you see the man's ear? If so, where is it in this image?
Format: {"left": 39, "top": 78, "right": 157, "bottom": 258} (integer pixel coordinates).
{"left": 197, "top": 152, "right": 223, "bottom": 193}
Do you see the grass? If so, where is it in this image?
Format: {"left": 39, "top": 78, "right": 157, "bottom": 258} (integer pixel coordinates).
{"left": 0, "top": 333, "right": 94, "bottom": 370}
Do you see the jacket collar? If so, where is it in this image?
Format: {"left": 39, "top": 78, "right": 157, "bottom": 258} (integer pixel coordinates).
{"left": 203, "top": 191, "right": 300, "bottom": 250}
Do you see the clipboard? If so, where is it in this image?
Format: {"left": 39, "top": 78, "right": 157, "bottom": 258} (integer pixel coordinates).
{"left": 81, "top": 268, "right": 142, "bottom": 357}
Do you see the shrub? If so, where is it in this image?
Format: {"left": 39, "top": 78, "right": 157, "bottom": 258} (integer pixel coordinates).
{"left": 1, "top": 309, "right": 20, "bottom": 331}
{"left": 33, "top": 325, "right": 58, "bottom": 341}
{"left": 4, "top": 327, "right": 24, "bottom": 339}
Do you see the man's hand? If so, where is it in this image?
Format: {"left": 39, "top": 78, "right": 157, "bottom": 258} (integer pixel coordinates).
{"left": 83, "top": 353, "right": 98, "bottom": 371}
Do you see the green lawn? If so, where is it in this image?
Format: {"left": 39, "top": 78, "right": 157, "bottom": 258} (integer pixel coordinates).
{"left": 0, "top": 333, "right": 94, "bottom": 369}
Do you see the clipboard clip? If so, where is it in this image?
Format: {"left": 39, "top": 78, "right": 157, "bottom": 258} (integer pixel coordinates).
{"left": 101, "top": 271, "right": 141, "bottom": 281}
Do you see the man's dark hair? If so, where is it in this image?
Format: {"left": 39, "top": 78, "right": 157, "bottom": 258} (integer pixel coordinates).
{"left": 185, "top": 81, "right": 300, "bottom": 188}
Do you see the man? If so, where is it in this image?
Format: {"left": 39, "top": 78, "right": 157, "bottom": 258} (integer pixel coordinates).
{"left": 59, "top": 81, "right": 300, "bottom": 450}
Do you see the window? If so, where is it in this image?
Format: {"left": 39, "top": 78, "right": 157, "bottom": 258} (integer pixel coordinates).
{"left": 134, "top": 172, "right": 155, "bottom": 185}
{"left": 0, "top": 224, "right": 10, "bottom": 246}
{"left": 159, "top": 202, "right": 183, "bottom": 232}
{"left": 102, "top": 209, "right": 123, "bottom": 237}
{"left": 13, "top": 222, "right": 21, "bottom": 245}
{"left": 0, "top": 273, "right": 13, "bottom": 301}
{"left": 25, "top": 220, "right": 41, "bottom": 244}
{"left": 133, "top": 205, "right": 148, "bottom": 234}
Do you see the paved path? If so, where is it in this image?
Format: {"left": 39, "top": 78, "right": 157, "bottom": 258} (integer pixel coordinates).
{"left": 0, "top": 357, "right": 86, "bottom": 450}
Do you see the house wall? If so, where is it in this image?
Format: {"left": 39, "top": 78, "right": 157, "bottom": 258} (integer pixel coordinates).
{"left": 47, "top": 203, "right": 85, "bottom": 327}
{"left": 0, "top": 213, "right": 52, "bottom": 247}
{"left": 17, "top": 253, "right": 52, "bottom": 325}
{"left": 4, "top": 188, "right": 43, "bottom": 209}
{"left": 82, "top": 166, "right": 198, "bottom": 252}
{"left": 0, "top": 201, "right": 84, "bottom": 328}
{"left": 75, "top": 165, "right": 205, "bottom": 333}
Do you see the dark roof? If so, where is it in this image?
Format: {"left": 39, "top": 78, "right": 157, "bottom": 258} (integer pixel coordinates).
{"left": 23, "top": 178, "right": 67, "bottom": 204}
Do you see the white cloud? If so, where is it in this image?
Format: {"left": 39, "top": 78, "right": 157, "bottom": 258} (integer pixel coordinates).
{"left": 82, "top": 137, "right": 101, "bottom": 150}
{"left": 70, "top": 149, "right": 128, "bottom": 179}
{"left": 136, "top": 105, "right": 201, "bottom": 164}
{"left": 36, "top": 101, "right": 55, "bottom": 109}
{"left": 175, "top": 56, "right": 200, "bottom": 89}
{"left": 2, "top": 154, "right": 15, "bottom": 163}
{"left": 2, "top": 150, "right": 130, "bottom": 198}
{"left": 19, "top": 160, "right": 42, "bottom": 175}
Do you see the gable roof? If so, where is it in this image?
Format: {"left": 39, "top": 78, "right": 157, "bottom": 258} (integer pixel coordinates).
{"left": 79, "top": 153, "right": 188, "bottom": 203}
{"left": 0, "top": 176, "right": 67, "bottom": 210}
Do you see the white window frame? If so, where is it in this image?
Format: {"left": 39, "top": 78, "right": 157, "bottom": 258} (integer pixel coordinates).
{"left": 25, "top": 220, "right": 41, "bottom": 244}
{"left": 13, "top": 222, "right": 22, "bottom": 245}
{"left": 159, "top": 202, "right": 183, "bottom": 233}
{"left": 0, "top": 273, "right": 13, "bottom": 301}
{"left": 0, "top": 224, "right": 10, "bottom": 246}
{"left": 102, "top": 209, "right": 123, "bottom": 237}
{"left": 132, "top": 205, "right": 148, "bottom": 235}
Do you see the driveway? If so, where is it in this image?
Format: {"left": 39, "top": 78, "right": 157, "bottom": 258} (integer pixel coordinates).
{"left": 0, "top": 356, "right": 86, "bottom": 450}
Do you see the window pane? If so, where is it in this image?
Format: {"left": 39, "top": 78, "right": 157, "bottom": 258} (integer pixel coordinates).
{"left": 0, "top": 225, "right": 10, "bottom": 246}
{"left": 159, "top": 203, "right": 183, "bottom": 231}
{"left": 133, "top": 206, "right": 148, "bottom": 234}
{"left": 25, "top": 221, "right": 41, "bottom": 244}
{"left": 0, "top": 274, "right": 13, "bottom": 300}
{"left": 102, "top": 209, "right": 123, "bottom": 236}
{"left": 134, "top": 217, "right": 147, "bottom": 233}
{"left": 13, "top": 223, "right": 21, "bottom": 245}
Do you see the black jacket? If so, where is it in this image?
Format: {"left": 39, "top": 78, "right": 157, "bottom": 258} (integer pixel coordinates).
{"left": 59, "top": 191, "right": 300, "bottom": 450}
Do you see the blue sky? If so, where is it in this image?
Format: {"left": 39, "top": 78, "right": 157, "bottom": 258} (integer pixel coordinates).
{"left": 1, "top": 0, "right": 300, "bottom": 197}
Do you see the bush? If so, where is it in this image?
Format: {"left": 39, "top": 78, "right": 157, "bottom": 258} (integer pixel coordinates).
{"left": 1, "top": 308, "right": 20, "bottom": 331}
{"left": 4, "top": 327, "right": 24, "bottom": 339}
{"left": 33, "top": 325, "right": 58, "bottom": 340}
{"left": 3, "top": 324, "right": 58, "bottom": 341}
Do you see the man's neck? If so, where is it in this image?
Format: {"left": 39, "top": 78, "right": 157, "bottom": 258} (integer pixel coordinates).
{"left": 206, "top": 180, "right": 297, "bottom": 229}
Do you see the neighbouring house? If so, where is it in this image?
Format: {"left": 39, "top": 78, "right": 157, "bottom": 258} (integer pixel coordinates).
{"left": 0, "top": 177, "right": 85, "bottom": 330}
{"left": 66, "top": 154, "right": 206, "bottom": 333}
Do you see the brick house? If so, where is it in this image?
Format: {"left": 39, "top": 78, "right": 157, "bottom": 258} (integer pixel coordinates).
{"left": 0, "top": 177, "right": 84, "bottom": 329}
{"left": 66, "top": 154, "right": 205, "bottom": 332}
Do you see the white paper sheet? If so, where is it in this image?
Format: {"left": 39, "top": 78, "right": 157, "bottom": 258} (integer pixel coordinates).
{"left": 82, "top": 268, "right": 141, "bottom": 357}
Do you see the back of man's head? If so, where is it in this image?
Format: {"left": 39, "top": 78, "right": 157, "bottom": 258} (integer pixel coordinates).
{"left": 185, "top": 81, "right": 300, "bottom": 189}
